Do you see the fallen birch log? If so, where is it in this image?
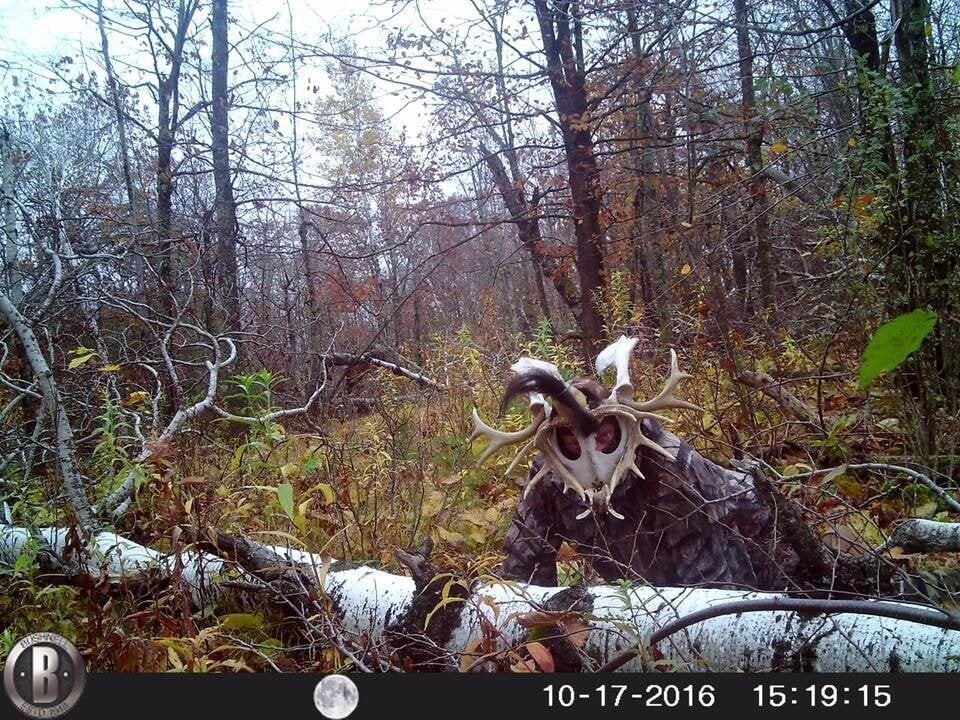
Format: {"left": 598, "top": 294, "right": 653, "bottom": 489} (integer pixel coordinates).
{"left": 326, "top": 565, "right": 960, "bottom": 672}
{"left": 0, "top": 523, "right": 332, "bottom": 606}
{"left": 3, "top": 523, "right": 958, "bottom": 672}
{"left": 881, "top": 518, "right": 960, "bottom": 553}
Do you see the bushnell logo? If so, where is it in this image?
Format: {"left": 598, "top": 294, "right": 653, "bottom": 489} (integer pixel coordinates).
{"left": 3, "top": 633, "right": 86, "bottom": 718}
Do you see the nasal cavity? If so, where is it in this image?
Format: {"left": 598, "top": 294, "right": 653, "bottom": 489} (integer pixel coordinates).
{"left": 596, "top": 417, "right": 622, "bottom": 454}
{"left": 556, "top": 427, "right": 581, "bottom": 460}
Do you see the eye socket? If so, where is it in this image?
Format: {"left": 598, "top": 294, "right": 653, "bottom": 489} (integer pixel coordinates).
{"left": 556, "top": 427, "right": 582, "bottom": 460}
{"left": 595, "top": 417, "right": 622, "bottom": 454}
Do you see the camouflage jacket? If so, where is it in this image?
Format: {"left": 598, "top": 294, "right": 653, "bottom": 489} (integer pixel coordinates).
{"left": 501, "top": 419, "right": 798, "bottom": 589}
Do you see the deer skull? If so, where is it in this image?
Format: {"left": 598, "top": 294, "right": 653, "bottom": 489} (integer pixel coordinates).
{"left": 470, "top": 337, "right": 700, "bottom": 519}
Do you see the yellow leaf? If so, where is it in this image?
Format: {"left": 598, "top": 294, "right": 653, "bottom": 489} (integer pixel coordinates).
{"left": 437, "top": 526, "right": 467, "bottom": 547}
{"left": 293, "top": 512, "right": 306, "bottom": 534}
{"left": 100, "top": 364, "right": 122, "bottom": 373}
{"left": 421, "top": 490, "right": 445, "bottom": 517}
{"left": 279, "top": 462, "right": 301, "bottom": 479}
{"left": 123, "top": 391, "right": 150, "bottom": 407}
{"left": 848, "top": 137, "right": 858, "bottom": 147}
{"left": 770, "top": 142, "right": 788, "bottom": 154}
{"left": 314, "top": 483, "right": 335, "bottom": 505}
{"left": 680, "top": 264, "right": 692, "bottom": 276}
{"left": 912, "top": 501, "right": 939, "bottom": 519}
{"left": 68, "top": 352, "right": 99, "bottom": 370}
{"left": 466, "top": 526, "right": 488, "bottom": 545}
{"left": 221, "top": 613, "right": 263, "bottom": 630}
{"left": 460, "top": 508, "right": 487, "bottom": 527}
{"left": 423, "top": 595, "right": 465, "bottom": 629}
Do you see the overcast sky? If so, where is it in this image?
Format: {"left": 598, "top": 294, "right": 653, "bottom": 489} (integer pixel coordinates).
{"left": 0, "top": 0, "right": 374, "bottom": 58}
{"left": 0, "top": 0, "right": 487, "bottom": 142}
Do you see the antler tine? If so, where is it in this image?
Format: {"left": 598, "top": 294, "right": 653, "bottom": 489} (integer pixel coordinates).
{"left": 577, "top": 487, "right": 626, "bottom": 520}
{"left": 470, "top": 405, "right": 545, "bottom": 466}
{"left": 505, "top": 438, "right": 536, "bottom": 475}
{"left": 596, "top": 335, "right": 639, "bottom": 402}
{"left": 601, "top": 407, "right": 674, "bottom": 491}
{"left": 623, "top": 349, "right": 702, "bottom": 413}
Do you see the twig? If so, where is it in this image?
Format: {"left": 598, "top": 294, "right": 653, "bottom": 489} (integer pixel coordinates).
{"left": 737, "top": 370, "right": 824, "bottom": 432}
{"left": 784, "top": 463, "right": 960, "bottom": 514}
{"left": 321, "top": 352, "right": 441, "bottom": 389}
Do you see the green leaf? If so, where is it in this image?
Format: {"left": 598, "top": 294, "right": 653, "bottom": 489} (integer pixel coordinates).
{"left": 67, "top": 351, "right": 98, "bottom": 370}
{"left": 302, "top": 454, "right": 324, "bottom": 476}
{"left": 858, "top": 310, "right": 938, "bottom": 389}
{"left": 130, "top": 465, "right": 150, "bottom": 492}
{"left": 276, "top": 482, "right": 295, "bottom": 521}
{"left": 221, "top": 613, "right": 263, "bottom": 630}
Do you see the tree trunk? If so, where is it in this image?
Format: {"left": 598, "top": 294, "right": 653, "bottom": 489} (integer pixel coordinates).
{"left": 892, "top": 0, "right": 946, "bottom": 311}
{"left": 625, "top": 8, "right": 660, "bottom": 330}
{"left": 157, "top": 99, "right": 175, "bottom": 312}
{"left": 529, "top": 254, "right": 553, "bottom": 327}
{"left": 155, "top": 0, "right": 198, "bottom": 318}
{"left": 724, "top": 185, "right": 750, "bottom": 309}
{"left": 0, "top": 293, "right": 97, "bottom": 531}
{"left": 298, "top": 211, "right": 324, "bottom": 393}
{"left": 211, "top": 0, "right": 242, "bottom": 347}
{"left": 834, "top": 0, "right": 899, "bottom": 177}
{"left": 734, "top": 0, "right": 774, "bottom": 311}
{"left": 533, "top": 0, "right": 607, "bottom": 360}
{"left": 889, "top": 0, "right": 958, "bottom": 454}
{"left": 480, "top": 144, "right": 580, "bottom": 322}
{"left": 0, "top": 124, "right": 21, "bottom": 305}
{"left": 96, "top": 0, "right": 137, "bottom": 226}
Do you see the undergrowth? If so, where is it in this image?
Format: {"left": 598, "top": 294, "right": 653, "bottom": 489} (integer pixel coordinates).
{"left": 1, "top": 323, "right": 958, "bottom": 671}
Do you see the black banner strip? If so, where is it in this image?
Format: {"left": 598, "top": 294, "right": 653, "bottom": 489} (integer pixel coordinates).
{"left": 25, "top": 673, "right": 956, "bottom": 720}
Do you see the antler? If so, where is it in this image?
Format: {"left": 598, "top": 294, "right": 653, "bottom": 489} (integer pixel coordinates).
{"left": 470, "top": 400, "right": 546, "bottom": 466}
{"left": 622, "top": 349, "right": 701, "bottom": 414}
{"left": 595, "top": 335, "right": 638, "bottom": 402}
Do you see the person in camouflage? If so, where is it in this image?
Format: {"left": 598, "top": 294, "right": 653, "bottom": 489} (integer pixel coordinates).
{"left": 472, "top": 338, "right": 798, "bottom": 590}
